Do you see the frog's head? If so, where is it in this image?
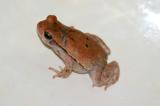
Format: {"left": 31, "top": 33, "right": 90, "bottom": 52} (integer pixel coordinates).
{"left": 37, "top": 15, "right": 64, "bottom": 48}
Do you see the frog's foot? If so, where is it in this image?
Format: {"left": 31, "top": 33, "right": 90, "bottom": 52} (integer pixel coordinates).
{"left": 48, "top": 67, "right": 72, "bottom": 79}
{"left": 100, "top": 61, "right": 120, "bottom": 90}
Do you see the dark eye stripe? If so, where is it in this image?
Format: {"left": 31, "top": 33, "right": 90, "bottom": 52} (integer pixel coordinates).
{"left": 44, "top": 31, "right": 52, "bottom": 40}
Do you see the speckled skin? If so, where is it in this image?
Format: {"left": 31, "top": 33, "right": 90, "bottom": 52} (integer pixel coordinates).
{"left": 37, "top": 15, "right": 120, "bottom": 90}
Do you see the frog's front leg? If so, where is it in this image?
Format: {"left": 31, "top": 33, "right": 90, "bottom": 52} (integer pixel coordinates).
{"left": 49, "top": 42, "right": 75, "bottom": 79}
{"left": 49, "top": 66, "right": 72, "bottom": 78}
{"left": 48, "top": 54, "right": 74, "bottom": 79}
{"left": 48, "top": 55, "right": 85, "bottom": 79}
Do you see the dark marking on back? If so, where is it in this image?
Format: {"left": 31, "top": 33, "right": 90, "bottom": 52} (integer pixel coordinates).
{"left": 69, "top": 36, "right": 75, "bottom": 41}
{"left": 60, "top": 28, "right": 68, "bottom": 46}
{"left": 86, "top": 37, "right": 89, "bottom": 40}
{"left": 85, "top": 44, "right": 89, "bottom": 48}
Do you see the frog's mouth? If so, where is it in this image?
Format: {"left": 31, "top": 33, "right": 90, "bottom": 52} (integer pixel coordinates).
{"left": 37, "top": 31, "right": 53, "bottom": 49}
{"left": 48, "top": 40, "right": 56, "bottom": 47}
{"left": 42, "top": 38, "right": 55, "bottom": 49}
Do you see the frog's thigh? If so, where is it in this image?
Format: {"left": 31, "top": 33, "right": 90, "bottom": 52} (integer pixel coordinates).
{"left": 101, "top": 61, "right": 120, "bottom": 89}
{"left": 88, "top": 66, "right": 104, "bottom": 87}
{"left": 88, "top": 61, "right": 120, "bottom": 89}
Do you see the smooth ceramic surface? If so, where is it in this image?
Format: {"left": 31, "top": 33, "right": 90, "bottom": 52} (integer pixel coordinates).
{"left": 0, "top": 0, "right": 160, "bottom": 106}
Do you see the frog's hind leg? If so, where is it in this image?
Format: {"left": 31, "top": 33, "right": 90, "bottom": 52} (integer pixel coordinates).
{"left": 89, "top": 61, "right": 119, "bottom": 90}
{"left": 49, "top": 66, "right": 72, "bottom": 79}
{"left": 101, "top": 61, "right": 120, "bottom": 90}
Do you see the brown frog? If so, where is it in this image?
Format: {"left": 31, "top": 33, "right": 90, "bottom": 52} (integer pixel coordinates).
{"left": 37, "top": 15, "right": 120, "bottom": 90}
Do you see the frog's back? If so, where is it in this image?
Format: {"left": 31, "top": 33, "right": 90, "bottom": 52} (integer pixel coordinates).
{"left": 64, "top": 29, "right": 108, "bottom": 70}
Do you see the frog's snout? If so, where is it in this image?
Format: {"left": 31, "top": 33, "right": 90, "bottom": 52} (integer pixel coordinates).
{"left": 37, "top": 21, "right": 47, "bottom": 37}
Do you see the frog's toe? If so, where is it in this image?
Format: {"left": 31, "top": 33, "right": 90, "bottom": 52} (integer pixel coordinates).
{"left": 49, "top": 66, "right": 72, "bottom": 79}
{"left": 48, "top": 67, "right": 59, "bottom": 73}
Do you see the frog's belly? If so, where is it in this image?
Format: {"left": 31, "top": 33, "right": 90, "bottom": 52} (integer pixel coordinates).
{"left": 72, "top": 61, "right": 88, "bottom": 74}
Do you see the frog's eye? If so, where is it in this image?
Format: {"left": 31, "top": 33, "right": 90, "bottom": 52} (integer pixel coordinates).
{"left": 44, "top": 31, "right": 52, "bottom": 40}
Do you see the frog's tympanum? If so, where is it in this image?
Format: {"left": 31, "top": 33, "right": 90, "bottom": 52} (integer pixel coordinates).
{"left": 37, "top": 15, "right": 120, "bottom": 90}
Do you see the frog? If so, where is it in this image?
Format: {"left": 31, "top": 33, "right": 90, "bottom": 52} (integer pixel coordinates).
{"left": 37, "top": 15, "right": 120, "bottom": 90}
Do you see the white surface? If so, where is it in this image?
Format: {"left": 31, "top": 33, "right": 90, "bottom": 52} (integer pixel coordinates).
{"left": 0, "top": 0, "right": 160, "bottom": 106}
